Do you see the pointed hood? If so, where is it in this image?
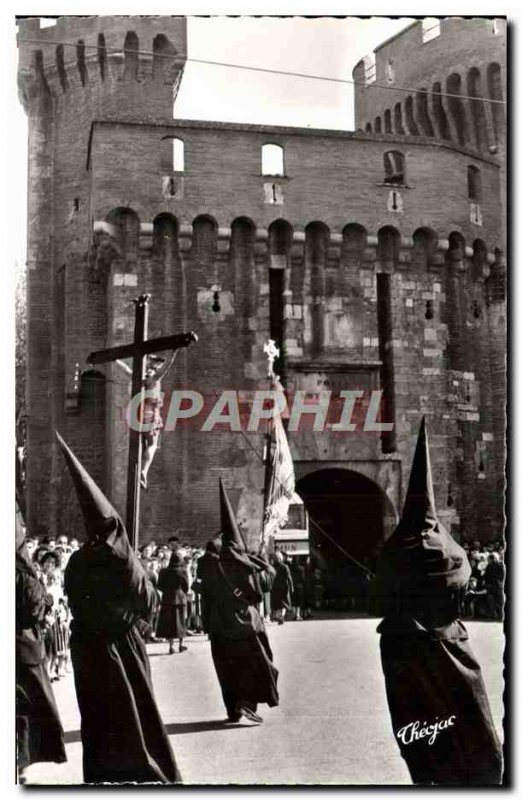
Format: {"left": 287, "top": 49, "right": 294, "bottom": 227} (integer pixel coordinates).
{"left": 219, "top": 478, "right": 261, "bottom": 570}
{"left": 220, "top": 478, "right": 245, "bottom": 550}
{"left": 56, "top": 431, "right": 129, "bottom": 556}
{"left": 379, "top": 417, "right": 471, "bottom": 593}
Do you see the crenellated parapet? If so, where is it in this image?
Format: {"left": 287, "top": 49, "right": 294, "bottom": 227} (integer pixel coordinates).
{"left": 353, "top": 18, "right": 506, "bottom": 159}
{"left": 17, "top": 16, "right": 187, "bottom": 118}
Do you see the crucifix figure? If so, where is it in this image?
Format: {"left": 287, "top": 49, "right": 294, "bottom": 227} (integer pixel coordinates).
{"left": 115, "top": 350, "right": 179, "bottom": 491}
{"left": 87, "top": 294, "right": 198, "bottom": 550}
{"left": 263, "top": 339, "right": 280, "bottom": 380}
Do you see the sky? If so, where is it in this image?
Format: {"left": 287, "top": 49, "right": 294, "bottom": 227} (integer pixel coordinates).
{"left": 9, "top": 15, "right": 414, "bottom": 269}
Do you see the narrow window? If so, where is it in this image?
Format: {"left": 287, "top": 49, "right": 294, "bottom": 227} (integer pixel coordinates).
{"left": 384, "top": 151, "right": 405, "bottom": 185}
{"left": 56, "top": 44, "right": 67, "bottom": 91}
{"left": 467, "top": 165, "right": 481, "bottom": 201}
{"left": 97, "top": 33, "right": 107, "bottom": 80}
{"left": 384, "top": 109, "right": 392, "bottom": 134}
{"left": 365, "top": 122, "right": 373, "bottom": 133}
{"left": 173, "top": 138, "right": 184, "bottom": 172}
{"left": 422, "top": 18, "right": 441, "bottom": 43}
{"left": 262, "top": 144, "right": 284, "bottom": 176}
{"left": 375, "top": 116, "right": 382, "bottom": 134}
{"left": 363, "top": 54, "right": 376, "bottom": 86}
{"left": 386, "top": 59, "right": 395, "bottom": 85}
{"left": 76, "top": 40, "right": 87, "bottom": 86}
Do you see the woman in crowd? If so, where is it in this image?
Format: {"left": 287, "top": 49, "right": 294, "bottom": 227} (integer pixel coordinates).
{"left": 270, "top": 550, "right": 294, "bottom": 625}
{"left": 157, "top": 551, "right": 190, "bottom": 654}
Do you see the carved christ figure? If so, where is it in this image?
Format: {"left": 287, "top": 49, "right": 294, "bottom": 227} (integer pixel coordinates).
{"left": 116, "top": 351, "right": 178, "bottom": 489}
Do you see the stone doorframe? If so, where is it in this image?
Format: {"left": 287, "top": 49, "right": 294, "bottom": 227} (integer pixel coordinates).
{"left": 295, "top": 458, "right": 402, "bottom": 542}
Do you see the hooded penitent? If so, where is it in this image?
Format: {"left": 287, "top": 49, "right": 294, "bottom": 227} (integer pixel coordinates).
{"left": 219, "top": 478, "right": 259, "bottom": 570}
{"left": 376, "top": 418, "right": 502, "bottom": 786}
{"left": 377, "top": 416, "right": 471, "bottom": 621}
{"left": 56, "top": 431, "right": 129, "bottom": 558}
{"left": 56, "top": 432, "right": 181, "bottom": 784}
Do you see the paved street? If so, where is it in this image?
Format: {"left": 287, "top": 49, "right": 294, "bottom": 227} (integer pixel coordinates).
{"left": 26, "top": 616, "right": 504, "bottom": 786}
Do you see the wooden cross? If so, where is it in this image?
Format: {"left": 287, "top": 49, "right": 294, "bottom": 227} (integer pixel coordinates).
{"left": 87, "top": 294, "right": 197, "bottom": 550}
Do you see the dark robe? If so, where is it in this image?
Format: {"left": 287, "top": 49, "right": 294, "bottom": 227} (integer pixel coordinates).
{"left": 16, "top": 545, "right": 67, "bottom": 772}
{"left": 201, "top": 546, "right": 279, "bottom": 718}
{"left": 376, "top": 418, "right": 503, "bottom": 786}
{"left": 378, "top": 611, "right": 503, "bottom": 786}
{"left": 64, "top": 540, "right": 182, "bottom": 784}
{"left": 156, "top": 557, "right": 189, "bottom": 640}
{"left": 271, "top": 561, "right": 294, "bottom": 611}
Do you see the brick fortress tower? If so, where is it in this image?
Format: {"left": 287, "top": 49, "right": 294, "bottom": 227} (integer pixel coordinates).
{"left": 17, "top": 17, "right": 506, "bottom": 558}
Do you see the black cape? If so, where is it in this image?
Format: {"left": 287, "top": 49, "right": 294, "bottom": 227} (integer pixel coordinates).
{"left": 201, "top": 545, "right": 279, "bottom": 718}
{"left": 376, "top": 418, "right": 503, "bottom": 785}
{"left": 378, "top": 614, "right": 502, "bottom": 785}
{"left": 16, "top": 543, "right": 67, "bottom": 772}
{"left": 64, "top": 542, "right": 182, "bottom": 784}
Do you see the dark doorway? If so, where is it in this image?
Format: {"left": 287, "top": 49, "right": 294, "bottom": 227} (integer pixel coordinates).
{"left": 296, "top": 468, "right": 387, "bottom": 611}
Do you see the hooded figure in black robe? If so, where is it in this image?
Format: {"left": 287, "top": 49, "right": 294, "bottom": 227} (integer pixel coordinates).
{"left": 16, "top": 508, "right": 67, "bottom": 779}
{"left": 200, "top": 479, "right": 279, "bottom": 724}
{"left": 376, "top": 418, "right": 503, "bottom": 786}
{"left": 56, "top": 433, "right": 181, "bottom": 784}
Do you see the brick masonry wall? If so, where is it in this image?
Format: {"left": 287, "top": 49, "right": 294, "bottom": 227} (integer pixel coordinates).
{"left": 89, "top": 120, "right": 501, "bottom": 245}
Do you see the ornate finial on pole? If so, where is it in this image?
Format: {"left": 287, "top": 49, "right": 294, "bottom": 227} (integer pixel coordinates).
{"left": 135, "top": 293, "right": 151, "bottom": 308}
{"left": 263, "top": 339, "right": 280, "bottom": 380}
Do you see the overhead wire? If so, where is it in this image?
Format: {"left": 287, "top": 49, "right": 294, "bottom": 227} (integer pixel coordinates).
{"left": 19, "top": 35, "right": 506, "bottom": 106}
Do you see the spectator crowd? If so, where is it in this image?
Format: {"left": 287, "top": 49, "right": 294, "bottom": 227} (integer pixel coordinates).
{"left": 19, "top": 532, "right": 505, "bottom": 677}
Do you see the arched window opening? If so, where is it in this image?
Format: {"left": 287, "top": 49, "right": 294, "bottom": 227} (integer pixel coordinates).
{"left": 405, "top": 96, "right": 419, "bottom": 135}
{"left": 446, "top": 73, "right": 468, "bottom": 146}
{"left": 416, "top": 89, "right": 435, "bottom": 136}
{"left": 124, "top": 32, "right": 139, "bottom": 79}
{"left": 467, "top": 68, "right": 488, "bottom": 152}
{"left": 431, "top": 82, "right": 450, "bottom": 140}
{"left": 363, "top": 53, "right": 376, "bottom": 85}
{"left": 487, "top": 63, "right": 504, "bottom": 149}
{"left": 386, "top": 59, "right": 395, "bottom": 84}
{"left": 172, "top": 138, "right": 184, "bottom": 172}
{"left": 383, "top": 151, "right": 405, "bottom": 185}
{"left": 384, "top": 109, "right": 392, "bottom": 134}
{"left": 153, "top": 34, "right": 176, "bottom": 79}
{"left": 262, "top": 143, "right": 285, "bottom": 176}
{"left": 365, "top": 122, "right": 373, "bottom": 133}
{"left": 422, "top": 18, "right": 441, "bottom": 43}
{"left": 375, "top": 116, "right": 382, "bottom": 134}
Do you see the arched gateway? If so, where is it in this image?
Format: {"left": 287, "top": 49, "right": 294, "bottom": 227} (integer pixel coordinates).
{"left": 296, "top": 467, "right": 396, "bottom": 568}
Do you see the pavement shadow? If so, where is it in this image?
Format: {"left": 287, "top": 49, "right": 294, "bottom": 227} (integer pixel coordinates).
{"left": 63, "top": 720, "right": 243, "bottom": 744}
{"left": 164, "top": 720, "right": 248, "bottom": 735}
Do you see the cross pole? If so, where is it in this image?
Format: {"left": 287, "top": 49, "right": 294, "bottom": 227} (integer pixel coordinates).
{"left": 87, "top": 294, "right": 198, "bottom": 550}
